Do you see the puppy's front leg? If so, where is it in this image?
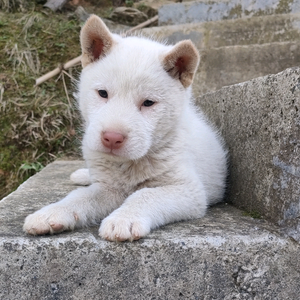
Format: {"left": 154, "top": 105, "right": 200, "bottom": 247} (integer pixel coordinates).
{"left": 23, "top": 183, "right": 123, "bottom": 235}
{"left": 99, "top": 181, "right": 207, "bottom": 242}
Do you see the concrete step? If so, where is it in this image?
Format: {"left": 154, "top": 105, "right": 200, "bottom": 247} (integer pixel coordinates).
{"left": 197, "top": 66, "right": 300, "bottom": 243}
{"left": 194, "top": 41, "right": 300, "bottom": 95}
{"left": 143, "top": 13, "right": 300, "bottom": 49}
{"left": 1, "top": 160, "right": 300, "bottom": 299}
{"left": 159, "top": 0, "right": 300, "bottom": 25}
{"left": 143, "top": 15, "right": 300, "bottom": 95}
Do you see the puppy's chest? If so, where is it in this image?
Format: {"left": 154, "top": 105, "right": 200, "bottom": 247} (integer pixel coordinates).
{"left": 91, "top": 157, "right": 170, "bottom": 192}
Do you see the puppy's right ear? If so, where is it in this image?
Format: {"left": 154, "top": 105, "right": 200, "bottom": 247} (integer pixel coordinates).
{"left": 80, "top": 15, "right": 115, "bottom": 68}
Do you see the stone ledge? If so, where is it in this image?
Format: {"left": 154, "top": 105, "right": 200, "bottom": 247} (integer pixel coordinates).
{"left": 158, "top": 0, "right": 300, "bottom": 25}
{"left": 197, "top": 67, "right": 300, "bottom": 242}
{"left": 142, "top": 13, "right": 300, "bottom": 49}
{"left": 143, "top": 17, "right": 300, "bottom": 95}
{"left": 194, "top": 41, "right": 300, "bottom": 95}
{"left": 1, "top": 160, "right": 300, "bottom": 299}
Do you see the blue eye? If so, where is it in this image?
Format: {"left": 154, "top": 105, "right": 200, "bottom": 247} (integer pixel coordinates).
{"left": 98, "top": 90, "right": 108, "bottom": 98}
{"left": 142, "top": 100, "right": 155, "bottom": 107}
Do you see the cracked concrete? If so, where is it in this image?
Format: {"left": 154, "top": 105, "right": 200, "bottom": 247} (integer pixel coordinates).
{"left": 1, "top": 161, "right": 300, "bottom": 299}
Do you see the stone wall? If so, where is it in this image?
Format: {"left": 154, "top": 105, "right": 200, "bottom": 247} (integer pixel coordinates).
{"left": 197, "top": 67, "right": 300, "bottom": 241}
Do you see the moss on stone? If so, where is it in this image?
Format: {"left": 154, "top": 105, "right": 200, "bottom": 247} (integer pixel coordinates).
{"left": 275, "top": 0, "right": 294, "bottom": 14}
{"left": 227, "top": 4, "right": 242, "bottom": 19}
{"left": 243, "top": 210, "right": 262, "bottom": 219}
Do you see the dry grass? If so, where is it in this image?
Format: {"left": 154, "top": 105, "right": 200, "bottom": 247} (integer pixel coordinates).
{"left": 0, "top": 6, "right": 83, "bottom": 199}
{"left": 0, "top": 0, "right": 32, "bottom": 12}
{"left": 5, "top": 43, "right": 41, "bottom": 74}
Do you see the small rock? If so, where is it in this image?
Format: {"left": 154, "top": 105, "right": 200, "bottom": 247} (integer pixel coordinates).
{"left": 135, "top": 3, "right": 158, "bottom": 18}
{"left": 75, "top": 6, "right": 90, "bottom": 22}
{"left": 110, "top": 7, "right": 148, "bottom": 26}
{"left": 44, "top": 0, "right": 68, "bottom": 11}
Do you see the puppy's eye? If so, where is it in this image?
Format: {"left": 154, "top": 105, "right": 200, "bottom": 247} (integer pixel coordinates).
{"left": 142, "top": 100, "right": 155, "bottom": 107}
{"left": 98, "top": 90, "right": 108, "bottom": 98}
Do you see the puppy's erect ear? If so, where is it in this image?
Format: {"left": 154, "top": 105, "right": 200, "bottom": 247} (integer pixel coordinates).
{"left": 162, "top": 40, "right": 200, "bottom": 88}
{"left": 80, "top": 15, "right": 115, "bottom": 68}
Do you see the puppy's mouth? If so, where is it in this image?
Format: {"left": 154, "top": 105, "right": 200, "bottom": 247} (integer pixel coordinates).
{"left": 101, "top": 148, "right": 126, "bottom": 160}
{"left": 102, "top": 149, "right": 119, "bottom": 156}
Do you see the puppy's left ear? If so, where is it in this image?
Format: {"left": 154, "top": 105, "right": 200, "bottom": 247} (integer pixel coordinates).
{"left": 162, "top": 40, "right": 200, "bottom": 88}
{"left": 80, "top": 15, "right": 115, "bottom": 68}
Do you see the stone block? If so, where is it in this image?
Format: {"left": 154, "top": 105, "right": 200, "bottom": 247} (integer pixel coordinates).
{"left": 197, "top": 67, "right": 300, "bottom": 242}
{"left": 194, "top": 41, "right": 300, "bottom": 95}
{"left": 1, "top": 162, "right": 300, "bottom": 299}
{"left": 143, "top": 16, "right": 300, "bottom": 95}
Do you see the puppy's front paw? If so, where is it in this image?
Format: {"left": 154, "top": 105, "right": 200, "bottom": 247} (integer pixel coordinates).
{"left": 99, "top": 214, "right": 151, "bottom": 242}
{"left": 23, "top": 206, "right": 78, "bottom": 235}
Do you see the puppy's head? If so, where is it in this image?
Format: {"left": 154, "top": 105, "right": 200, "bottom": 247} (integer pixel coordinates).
{"left": 78, "top": 15, "right": 200, "bottom": 161}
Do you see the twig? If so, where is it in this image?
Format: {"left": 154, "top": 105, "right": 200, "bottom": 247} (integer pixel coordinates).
{"left": 35, "top": 15, "right": 159, "bottom": 86}
{"left": 62, "top": 70, "right": 76, "bottom": 81}
{"left": 61, "top": 72, "right": 73, "bottom": 127}
{"left": 126, "top": 15, "right": 158, "bottom": 33}
{"left": 62, "top": 73, "right": 71, "bottom": 107}
{"left": 35, "top": 56, "right": 81, "bottom": 86}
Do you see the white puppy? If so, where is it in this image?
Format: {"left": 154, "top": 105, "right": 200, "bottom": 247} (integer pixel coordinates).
{"left": 23, "top": 15, "right": 227, "bottom": 242}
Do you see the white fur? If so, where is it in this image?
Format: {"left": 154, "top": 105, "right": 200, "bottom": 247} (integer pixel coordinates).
{"left": 23, "top": 29, "right": 227, "bottom": 241}
{"left": 70, "top": 168, "right": 90, "bottom": 186}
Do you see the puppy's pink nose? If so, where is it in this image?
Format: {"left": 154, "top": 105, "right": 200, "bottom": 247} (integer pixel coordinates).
{"left": 101, "top": 131, "right": 125, "bottom": 150}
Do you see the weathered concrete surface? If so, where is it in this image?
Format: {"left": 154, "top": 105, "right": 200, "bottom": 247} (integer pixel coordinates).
{"left": 143, "top": 13, "right": 300, "bottom": 49}
{"left": 197, "top": 67, "right": 300, "bottom": 242}
{"left": 1, "top": 160, "right": 300, "bottom": 299}
{"left": 194, "top": 41, "right": 300, "bottom": 95}
{"left": 159, "top": 0, "right": 300, "bottom": 25}
{"left": 142, "top": 15, "right": 300, "bottom": 95}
